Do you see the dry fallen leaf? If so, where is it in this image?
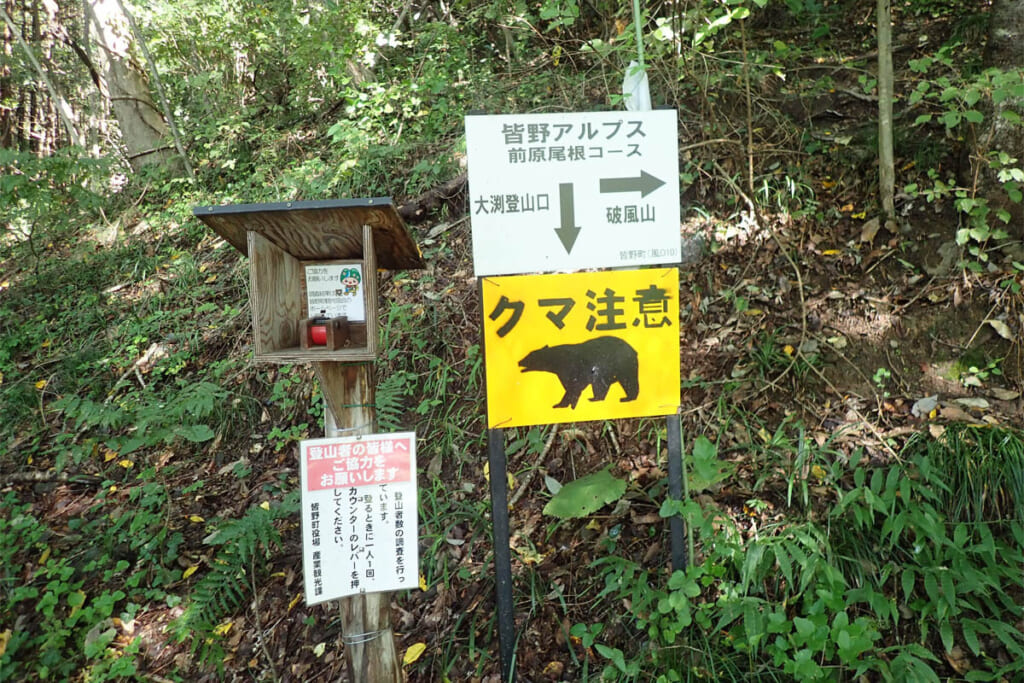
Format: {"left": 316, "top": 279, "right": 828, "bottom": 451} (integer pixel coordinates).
{"left": 985, "top": 319, "right": 1014, "bottom": 341}
{"left": 990, "top": 388, "right": 1021, "bottom": 401}
{"left": 944, "top": 645, "right": 971, "bottom": 675}
{"left": 860, "top": 216, "right": 880, "bottom": 243}
{"left": 542, "top": 660, "right": 565, "bottom": 679}
{"left": 403, "top": 642, "right": 427, "bottom": 665}
{"left": 939, "top": 405, "right": 975, "bottom": 422}
{"left": 954, "top": 398, "right": 990, "bottom": 411}
{"left": 515, "top": 545, "right": 546, "bottom": 565}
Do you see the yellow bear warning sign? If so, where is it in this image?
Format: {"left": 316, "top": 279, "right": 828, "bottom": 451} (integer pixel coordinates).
{"left": 481, "top": 269, "right": 680, "bottom": 428}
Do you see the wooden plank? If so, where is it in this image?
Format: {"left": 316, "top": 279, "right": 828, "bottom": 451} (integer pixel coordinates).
{"left": 248, "top": 231, "right": 302, "bottom": 360}
{"left": 195, "top": 199, "right": 424, "bottom": 271}
{"left": 258, "top": 347, "right": 377, "bottom": 364}
{"left": 362, "top": 224, "right": 379, "bottom": 359}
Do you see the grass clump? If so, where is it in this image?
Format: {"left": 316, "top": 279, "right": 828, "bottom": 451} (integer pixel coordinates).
{"left": 577, "top": 425, "right": 1024, "bottom": 681}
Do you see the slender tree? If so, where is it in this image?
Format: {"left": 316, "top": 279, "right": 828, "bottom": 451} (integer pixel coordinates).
{"left": 877, "top": 0, "right": 895, "bottom": 226}
{"left": 1, "top": 5, "right": 81, "bottom": 147}
{"left": 0, "top": 0, "right": 12, "bottom": 147}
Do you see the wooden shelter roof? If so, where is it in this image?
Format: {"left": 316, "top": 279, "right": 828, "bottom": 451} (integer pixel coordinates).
{"left": 194, "top": 198, "right": 424, "bottom": 270}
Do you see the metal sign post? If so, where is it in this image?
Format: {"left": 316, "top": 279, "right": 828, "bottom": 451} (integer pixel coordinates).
{"left": 488, "top": 428, "right": 517, "bottom": 681}
{"left": 666, "top": 412, "right": 687, "bottom": 571}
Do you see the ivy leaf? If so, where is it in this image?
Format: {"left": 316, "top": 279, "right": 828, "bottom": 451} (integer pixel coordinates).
{"left": 1000, "top": 109, "right": 1022, "bottom": 124}
{"left": 594, "top": 643, "right": 637, "bottom": 674}
{"left": 542, "top": 466, "right": 626, "bottom": 519}
{"left": 688, "top": 436, "right": 735, "bottom": 492}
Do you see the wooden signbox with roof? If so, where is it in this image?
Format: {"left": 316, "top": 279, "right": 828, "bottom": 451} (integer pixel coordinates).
{"left": 194, "top": 197, "right": 423, "bottom": 360}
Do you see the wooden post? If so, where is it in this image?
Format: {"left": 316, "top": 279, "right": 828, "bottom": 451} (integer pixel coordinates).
{"left": 316, "top": 361, "right": 401, "bottom": 683}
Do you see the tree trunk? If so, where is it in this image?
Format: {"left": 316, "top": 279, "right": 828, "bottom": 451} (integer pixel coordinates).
{"left": 983, "top": 0, "right": 1024, "bottom": 239}
{"left": 984, "top": 0, "right": 1023, "bottom": 69}
{"left": 112, "top": 0, "right": 192, "bottom": 179}
{"left": 83, "top": 0, "right": 180, "bottom": 174}
{"left": 1, "top": 0, "right": 15, "bottom": 148}
{"left": 876, "top": 0, "right": 896, "bottom": 227}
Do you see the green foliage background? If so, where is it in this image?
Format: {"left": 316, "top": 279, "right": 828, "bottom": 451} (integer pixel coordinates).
{"left": 0, "top": 0, "right": 1022, "bottom": 680}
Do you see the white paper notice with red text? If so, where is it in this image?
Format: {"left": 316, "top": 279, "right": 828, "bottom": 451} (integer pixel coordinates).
{"left": 299, "top": 432, "right": 418, "bottom": 605}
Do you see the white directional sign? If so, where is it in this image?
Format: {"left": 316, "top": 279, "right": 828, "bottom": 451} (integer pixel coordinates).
{"left": 465, "top": 110, "right": 680, "bottom": 277}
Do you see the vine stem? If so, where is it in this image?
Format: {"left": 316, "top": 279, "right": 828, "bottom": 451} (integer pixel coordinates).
{"left": 251, "top": 555, "right": 281, "bottom": 683}
{"left": 509, "top": 424, "right": 560, "bottom": 507}
{"left": 632, "top": 0, "right": 645, "bottom": 68}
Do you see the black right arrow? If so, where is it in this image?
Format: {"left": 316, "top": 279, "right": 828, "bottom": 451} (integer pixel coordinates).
{"left": 554, "top": 183, "right": 581, "bottom": 254}
{"left": 599, "top": 170, "right": 666, "bottom": 198}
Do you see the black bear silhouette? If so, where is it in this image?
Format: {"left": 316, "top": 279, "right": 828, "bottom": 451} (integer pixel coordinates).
{"left": 518, "top": 336, "right": 639, "bottom": 409}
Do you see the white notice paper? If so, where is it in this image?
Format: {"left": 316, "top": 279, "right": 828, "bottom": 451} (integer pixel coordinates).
{"left": 304, "top": 263, "right": 366, "bottom": 322}
{"left": 300, "top": 432, "right": 418, "bottom": 604}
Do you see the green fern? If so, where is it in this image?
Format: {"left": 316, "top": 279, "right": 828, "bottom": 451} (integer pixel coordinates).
{"left": 171, "top": 492, "right": 299, "bottom": 664}
{"left": 376, "top": 370, "right": 411, "bottom": 432}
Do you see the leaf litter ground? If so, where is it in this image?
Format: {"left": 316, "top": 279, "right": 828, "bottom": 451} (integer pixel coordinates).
{"left": 3, "top": 176, "right": 1021, "bottom": 683}
{"left": 47, "top": 205, "right": 1012, "bottom": 682}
